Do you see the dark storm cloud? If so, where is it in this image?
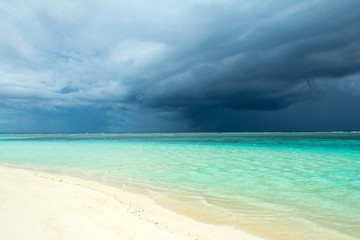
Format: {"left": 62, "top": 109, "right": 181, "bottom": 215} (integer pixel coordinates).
{"left": 134, "top": 0, "right": 360, "bottom": 113}
{"left": 0, "top": 0, "right": 359, "bottom": 132}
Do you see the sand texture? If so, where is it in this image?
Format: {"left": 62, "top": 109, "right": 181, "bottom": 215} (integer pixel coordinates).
{"left": 0, "top": 166, "right": 263, "bottom": 240}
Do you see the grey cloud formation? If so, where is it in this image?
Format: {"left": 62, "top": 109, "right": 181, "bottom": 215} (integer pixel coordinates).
{"left": 140, "top": 1, "right": 360, "bottom": 110}
{"left": 0, "top": 0, "right": 360, "bottom": 132}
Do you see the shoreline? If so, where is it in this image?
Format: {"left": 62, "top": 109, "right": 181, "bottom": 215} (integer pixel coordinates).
{"left": 0, "top": 165, "right": 264, "bottom": 240}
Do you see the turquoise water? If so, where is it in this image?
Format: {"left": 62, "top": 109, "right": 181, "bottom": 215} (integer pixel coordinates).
{"left": 1, "top": 133, "right": 359, "bottom": 240}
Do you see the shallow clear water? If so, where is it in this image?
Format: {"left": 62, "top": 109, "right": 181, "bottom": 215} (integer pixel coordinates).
{"left": 1, "top": 132, "right": 359, "bottom": 239}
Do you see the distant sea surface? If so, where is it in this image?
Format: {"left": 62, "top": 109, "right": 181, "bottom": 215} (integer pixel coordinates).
{"left": 1, "top": 132, "right": 359, "bottom": 240}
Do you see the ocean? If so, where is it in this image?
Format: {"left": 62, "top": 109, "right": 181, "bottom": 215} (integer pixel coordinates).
{"left": 0, "top": 132, "right": 359, "bottom": 240}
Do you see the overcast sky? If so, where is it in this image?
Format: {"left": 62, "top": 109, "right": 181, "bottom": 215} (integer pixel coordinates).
{"left": 1, "top": 0, "right": 360, "bottom": 132}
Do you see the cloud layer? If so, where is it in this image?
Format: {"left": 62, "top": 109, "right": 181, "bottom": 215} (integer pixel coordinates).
{"left": 1, "top": 0, "right": 360, "bottom": 132}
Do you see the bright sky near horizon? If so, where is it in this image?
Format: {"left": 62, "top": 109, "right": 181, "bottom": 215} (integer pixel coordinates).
{"left": 1, "top": 0, "right": 360, "bottom": 132}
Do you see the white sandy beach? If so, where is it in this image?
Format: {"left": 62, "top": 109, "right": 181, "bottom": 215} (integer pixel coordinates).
{"left": 0, "top": 166, "right": 263, "bottom": 240}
